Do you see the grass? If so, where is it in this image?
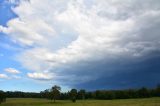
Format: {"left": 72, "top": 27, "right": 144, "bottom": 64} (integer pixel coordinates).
{"left": 0, "top": 97, "right": 160, "bottom": 106}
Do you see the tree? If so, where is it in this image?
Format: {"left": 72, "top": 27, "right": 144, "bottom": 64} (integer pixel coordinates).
{"left": 78, "top": 89, "right": 86, "bottom": 100}
{"left": 155, "top": 84, "right": 160, "bottom": 97}
{"left": 105, "top": 91, "right": 115, "bottom": 100}
{"left": 0, "top": 91, "right": 6, "bottom": 104}
{"left": 50, "top": 85, "right": 61, "bottom": 102}
{"left": 40, "top": 89, "right": 50, "bottom": 99}
{"left": 70, "top": 89, "right": 77, "bottom": 102}
{"left": 138, "top": 87, "right": 150, "bottom": 98}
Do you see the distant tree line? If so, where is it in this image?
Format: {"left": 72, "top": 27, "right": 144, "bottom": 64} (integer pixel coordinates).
{"left": 83, "top": 86, "right": 160, "bottom": 100}
{"left": 5, "top": 91, "right": 41, "bottom": 98}
{"left": 0, "top": 85, "right": 160, "bottom": 103}
{"left": 41, "top": 85, "right": 160, "bottom": 101}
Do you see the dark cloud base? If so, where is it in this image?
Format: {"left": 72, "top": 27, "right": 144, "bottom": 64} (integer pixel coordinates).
{"left": 73, "top": 52, "right": 160, "bottom": 90}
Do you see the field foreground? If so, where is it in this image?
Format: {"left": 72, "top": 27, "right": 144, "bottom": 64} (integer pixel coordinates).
{"left": 0, "top": 98, "right": 160, "bottom": 106}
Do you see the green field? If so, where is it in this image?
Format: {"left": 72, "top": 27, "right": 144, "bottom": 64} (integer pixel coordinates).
{"left": 0, "top": 98, "right": 160, "bottom": 106}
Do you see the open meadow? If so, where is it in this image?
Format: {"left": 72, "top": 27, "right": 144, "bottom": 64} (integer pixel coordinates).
{"left": 0, "top": 98, "right": 160, "bottom": 106}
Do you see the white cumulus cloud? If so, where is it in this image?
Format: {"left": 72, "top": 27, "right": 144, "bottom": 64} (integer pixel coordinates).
{"left": 0, "top": 74, "right": 9, "bottom": 79}
{"left": 5, "top": 68, "right": 21, "bottom": 74}
{"left": 27, "top": 72, "right": 53, "bottom": 80}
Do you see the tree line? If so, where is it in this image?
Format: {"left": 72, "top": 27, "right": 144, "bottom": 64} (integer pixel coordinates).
{"left": 0, "top": 85, "right": 160, "bottom": 103}
{"left": 40, "top": 85, "right": 160, "bottom": 102}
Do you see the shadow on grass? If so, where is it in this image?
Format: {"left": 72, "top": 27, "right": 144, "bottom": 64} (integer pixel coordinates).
{"left": 0, "top": 100, "right": 71, "bottom": 106}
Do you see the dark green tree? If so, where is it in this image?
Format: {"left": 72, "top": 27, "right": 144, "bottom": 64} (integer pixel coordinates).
{"left": 70, "top": 89, "right": 77, "bottom": 102}
{"left": 50, "top": 85, "right": 61, "bottom": 102}
{"left": 78, "top": 89, "right": 86, "bottom": 100}
{"left": 155, "top": 84, "right": 160, "bottom": 97}
{"left": 105, "top": 91, "right": 115, "bottom": 100}
{"left": 138, "top": 87, "right": 150, "bottom": 98}
{"left": 0, "top": 91, "right": 6, "bottom": 104}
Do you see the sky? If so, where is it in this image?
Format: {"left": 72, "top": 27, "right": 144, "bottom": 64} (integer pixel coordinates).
{"left": 0, "top": 0, "right": 160, "bottom": 92}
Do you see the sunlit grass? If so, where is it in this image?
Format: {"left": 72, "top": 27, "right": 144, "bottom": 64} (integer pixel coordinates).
{"left": 0, "top": 97, "right": 160, "bottom": 106}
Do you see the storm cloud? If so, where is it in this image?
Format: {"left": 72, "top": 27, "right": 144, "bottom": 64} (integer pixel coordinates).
{"left": 0, "top": 0, "right": 160, "bottom": 90}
